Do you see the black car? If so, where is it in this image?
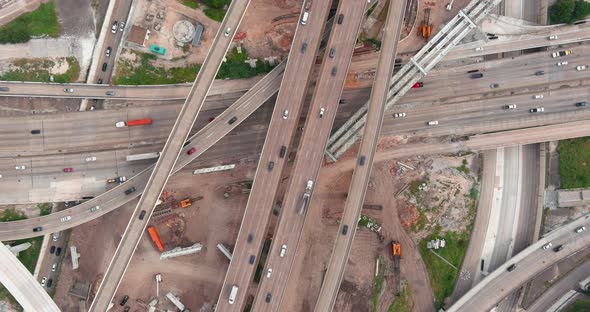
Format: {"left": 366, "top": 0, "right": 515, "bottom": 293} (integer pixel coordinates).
{"left": 339, "top": 99, "right": 347, "bottom": 105}
{"left": 249, "top": 255, "right": 255, "bottom": 265}
{"left": 247, "top": 233, "right": 253, "bottom": 243}
{"left": 359, "top": 156, "right": 366, "bottom": 166}
{"left": 337, "top": 14, "right": 344, "bottom": 24}
{"left": 56, "top": 247, "right": 62, "bottom": 256}
{"left": 49, "top": 246, "right": 56, "bottom": 254}
{"left": 575, "top": 101, "right": 588, "bottom": 107}
{"left": 535, "top": 70, "right": 545, "bottom": 76}
{"left": 183, "top": 140, "right": 191, "bottom": 147}
{"left": 507, "top": 264, "right": 516, "bottom": 272}
{"left": 33, "top": 227, "right": 43, "bottom": 232}
{"left": 268, "top": 161, "right": 274, "bottom": 171}
{"left": 301, "top": 42, "right": 307, "bottom": 54}
{"left": 46, "top": 279, "right": 53, "bottom": 288}
{"left": 120, "top": 295, "right": 129, "bottom": 306}
{"left": 279, "top": 146, "right": 286, "bottom": 158}
{"left": 331, "top": 67, "right": 337, "bottom": 76}
{"left": 31, "top": 129, "right": 41, "bottom": 134}
{"left": 228, "top": 116, "right": 237, "bottom": 124}
{"left": 124, "top": 187, "right": 136, "bottom": 195}
{"left": 101, "top": 63, "right": 108, "bottom": 72}
{"left": 470, "top": 73, "right": 484, "bottom": 79}
{"left": 329, "top": 47, "right": 336, "bottom": 58}
{"left": 342, "top": 225, "right": 349, "bottom": 235}
{"left": 139, "top": 210, "right": 146, "bottom": 220}
{"left": 0, "top": 87, "right": 9, "bottom": 91}
{"left": 265, "top": 293, "right": 272, "bottom": 303}
{"left": 553, "top": 244, "right": 564, "bottom": 252}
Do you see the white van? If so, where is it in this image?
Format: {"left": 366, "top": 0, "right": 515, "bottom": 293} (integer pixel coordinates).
{"left": 229, "top": 285, "right": 239, "bottom": 305}
{"left": 301, "top": 11, "right": 309, "bottom": 25}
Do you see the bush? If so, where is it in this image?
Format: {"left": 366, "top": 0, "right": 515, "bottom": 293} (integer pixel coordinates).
{"left": 204, "top": 0, "right": 231, "bottom": 22}
{"left": 550, "top": 0, "right": 590, "bottom": 24}
{"left": 216, "top": 47, "right": 275, "bottom": 79}
{"left": 181, "top": 0, "right": 200, "bottom": 9}
{"left": 0, "top": 1, "right": 59, "bottom": 43}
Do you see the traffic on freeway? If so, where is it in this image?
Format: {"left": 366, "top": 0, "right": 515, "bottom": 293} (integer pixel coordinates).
{"left": 2, "top": 0, "right": 590, "bottom": 310}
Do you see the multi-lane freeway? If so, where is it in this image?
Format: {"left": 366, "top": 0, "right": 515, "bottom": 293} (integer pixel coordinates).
{"left": 214, "top": 0, "right": 333, "bottom": 309}
{"left": 313, "top": 0, "right": 405, "bottom": 309}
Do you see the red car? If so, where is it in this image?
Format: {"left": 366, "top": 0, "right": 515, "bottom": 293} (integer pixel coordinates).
{"left": 187, "top": 147, "right": 197, "bottom": 155}
{"left": 412, "top": 82, "right": 424, "bottom": 88}
{"left": 208, "top": 116, "right": 215, "bottom": 123}
{"left": 63, "top": 168, "right": 73, "bottom": 173}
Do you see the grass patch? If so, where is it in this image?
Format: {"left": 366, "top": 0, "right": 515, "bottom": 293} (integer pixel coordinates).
{"left": 217, "top": 47, "right": 275, "bottom": 79}
{"left": 37, "top": 203, "right": 52, "bottom": 216}
{"left": 115, "top": 48, "right": 274, "bottom": 85}
{"left": 469, "top": 186, "right": 479, "bottom": 201}
{"left": 456, "top": 159, "right": 471, "bottom": 175}
{"left": 114, "top": 52, "right": 201, "bottom": 85}
{"left": 0, "top": 208, "right": 27, "bottom": 222}
{"left": 0, "top": 1, "right": 59, "bottom": 43}
{"left": 388, "top": 286, "right": 414, "bottom": 312}
{"left": 181, "top": 0, "right": 200, "bottom": 9}
{"left": 0, "top": 57, "right": 80, "bottom": 83}
{"left": 564, "top": 300, "right": 590, "bottom": 312}
{"left": 557, "top": 137, "right": 590, "bottom": 189}
{"left": 204, "top": 0, "right": 231, "bottom": 22}
{"left": 372, "top": 255, "right": 385, "bottom": 312}
{"left": 418, "top": 231, "right": 469, "bottom": 310}
{"left": 253, "top": 239, "right": 271, "bottom": 284}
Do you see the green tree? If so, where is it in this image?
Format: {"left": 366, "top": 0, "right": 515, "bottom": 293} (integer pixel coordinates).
{"left": 572, "top": 0, "right": 590, "bottom": 21}
{"left": 550, "top": 0, "right": 576, "bottom": 24}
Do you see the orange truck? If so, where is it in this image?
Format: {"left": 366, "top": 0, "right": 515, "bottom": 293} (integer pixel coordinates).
{"left": 180, "top": 198, "right": 192, "bottom": 208}
{"left": 147, "top": 226, "right": 164, "bottom": 252}
{"left": 392, "top": 241, "right": 401, "bottom": 258}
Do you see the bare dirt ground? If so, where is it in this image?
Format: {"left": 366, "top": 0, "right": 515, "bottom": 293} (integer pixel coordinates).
{"left": 112, "top": 164, "right": 256, "bottom": 311}
{"left": 50, "top": 160, "right": 257, "bottom": 311}
{"left": 52, "top": 199, "right": 136, "bottom": 311}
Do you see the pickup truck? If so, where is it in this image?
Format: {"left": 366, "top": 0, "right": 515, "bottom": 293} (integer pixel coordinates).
{"left": 107, "top": 176, "right": 127, "bottom": 184}
{"left": 299, "top": 180, "right": 314, "bottom": 214}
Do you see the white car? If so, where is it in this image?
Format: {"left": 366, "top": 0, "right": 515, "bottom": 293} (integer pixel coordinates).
{"left": 224, "top": 27, "right": 231, "bottom": 37}
{"left": 533, "top": 94, "right": 544, "bottom": 100}
{"left": 63, "top": 88, "right": 74, "bottom": 93}
{"left": 474, "top": 47, "right": 484, "bottom": 52}
{"left": 111, "top": 21, "right": 118, "bottom": 34}
{"left": 576, "top": 65, "right": 588, "bottom": 71}
{"left": 60, "top": 216, "right": 71, "bottom": 222}
{"left": 319, "top": 108, "right": 325, "bottom": 118}
{"left": 266, "top": 268, "right": 273, "bottom": 278}
{"left": 85, "top": 156, "right": 97, "bottom": 162}
{"left": 279, "top": 244, "right": 287, "bottom": 257}
{"left": 282, "top": 109, "right": 289, "bottom": 119}
{"left": 115, "top": 121, "right": 126, "bottom": 128}
{"left": 393, "top": 112, "right": 407, "bottom": 118}
{"left": 15, "top": 165, "right": 26, "bottom": 170}
{"left": 542, "top": 242, "right": 553, "bottom": 250}
{"left": 557, "top": 61, "right": 568, "bottom": 67}
{"left": 548, "top": 35, "right": 558, "bottom": 40}
{"left": 51, "top": 263, "right": 58, "bottom": 272}
{"left": 119, "top": 21, "right": 125, "bottom": 32}
{"left": 575, "top": 226, "right": 586, "bottom": 233}
{"left": 40, "top": 277, "right": 47, "bottom": 286}
{"left": 90, "top": 205, "right": 100, "bottom": 212}
{"left": 504, "top": 104, "right": 517, "bottom": 109}
{"left": 427, "top": 120, "right": 439, "bottom": 126}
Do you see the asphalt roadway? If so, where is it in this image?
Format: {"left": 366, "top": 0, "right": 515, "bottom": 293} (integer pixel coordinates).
{"left": 248, "top": 0, "right": 372, "bottom": 309}
{"left": 448, "top": 215, "right": 590, "bottom": 312}
{"left": 1, "top": 44, "right": 590, "bottom": 158}
{"left": 88, "top": 0, "right": 254, "bottom": 308}
{"left": 312, "top": 0, "right": 405, "bottom": 310}
{"left": 214, "top": 0, "right": 333, "bottom": 309}
{"left": 0, "top": 244, "right": 60, "bottom": 311}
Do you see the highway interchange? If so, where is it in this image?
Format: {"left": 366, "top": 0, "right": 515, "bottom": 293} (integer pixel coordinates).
{"left": 1, "top": 0, "right": 590, "bottom": 310}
